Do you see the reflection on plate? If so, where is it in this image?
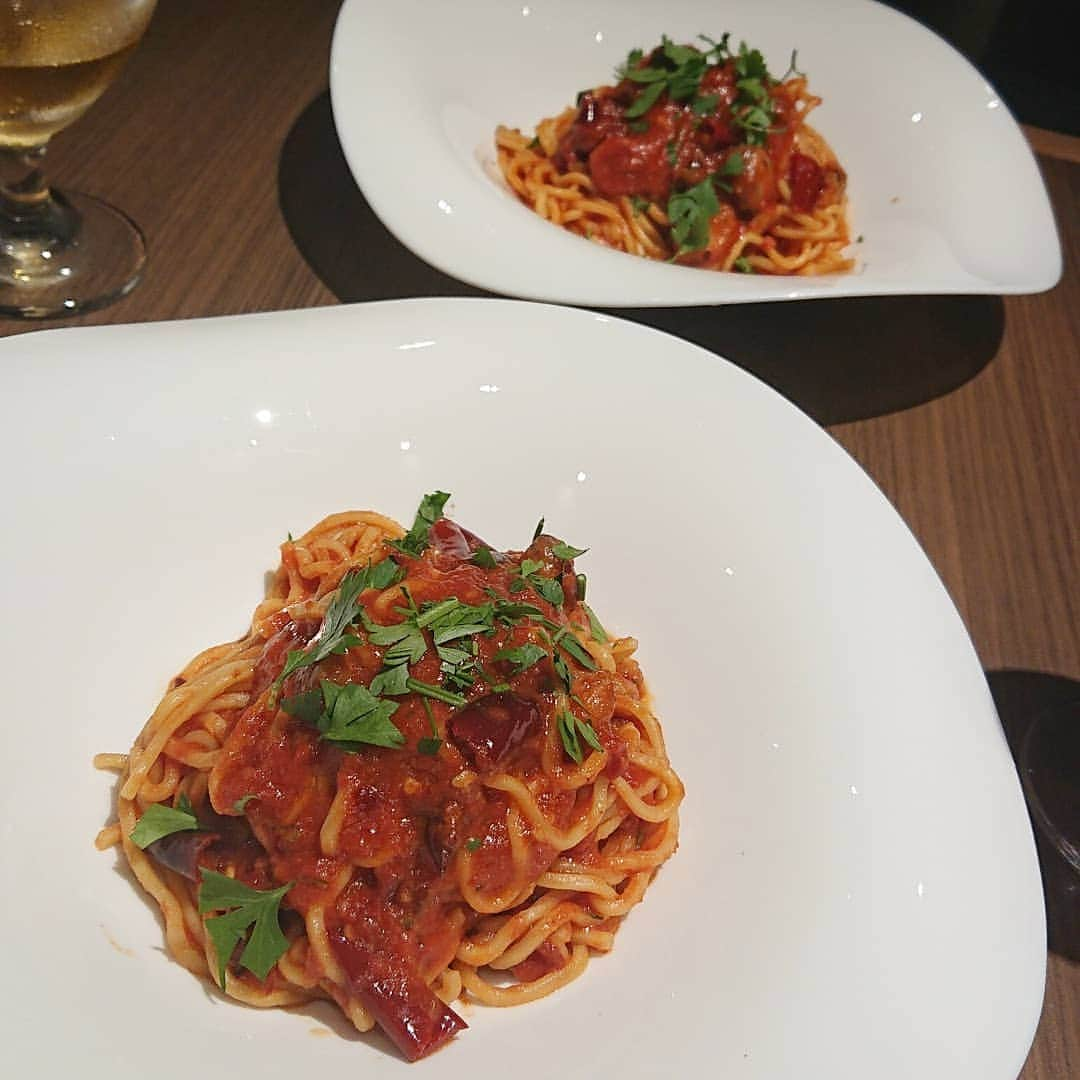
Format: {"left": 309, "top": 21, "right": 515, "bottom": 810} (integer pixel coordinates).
{"left": 0, "top": 299, "right": 1044, "bottom": 1078}
{"left": 330, "top": 0, "right": 1061, "bottom": 305}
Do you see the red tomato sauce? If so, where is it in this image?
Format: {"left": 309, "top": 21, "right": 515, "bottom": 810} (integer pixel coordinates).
{"left": 196, "top": 521, "right": 637, "bottom": 1059}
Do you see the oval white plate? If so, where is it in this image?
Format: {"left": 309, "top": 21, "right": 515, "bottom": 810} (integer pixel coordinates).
{"left": 330, "top": 0, "right": 1061, "bottom": 305}
{"left": 0, "top": 299, "right": 1043, "bottom": 1078}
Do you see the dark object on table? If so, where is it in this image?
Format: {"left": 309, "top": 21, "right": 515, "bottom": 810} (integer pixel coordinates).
{"left": 885, "top": 1, "right": 1078, "bottom": 136}
{"left": 988, "top": 670, "right": 1080, "bottom": 961}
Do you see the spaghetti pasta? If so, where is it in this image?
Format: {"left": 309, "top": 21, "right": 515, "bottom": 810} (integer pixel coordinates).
{"left": 496, "top": 33, "right": 853, "bottom": 275}
{"left": 96, "top": 494, "right": 683, "bottom": 1061}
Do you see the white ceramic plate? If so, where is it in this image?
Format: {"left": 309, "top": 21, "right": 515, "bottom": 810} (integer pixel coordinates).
{"left": 329, "top": 0, "right": 1061, "bottom": 305}
{"left": 0, "top": 300, "right": 1043, "bottom": 1078}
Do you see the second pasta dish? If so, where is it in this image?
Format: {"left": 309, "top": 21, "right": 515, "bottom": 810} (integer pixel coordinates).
{"left": 497, "top": 32, "right": 853, "bottom": 275}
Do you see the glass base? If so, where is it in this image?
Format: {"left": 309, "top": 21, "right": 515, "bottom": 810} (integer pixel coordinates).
{"left": 0, "top": 188, "right": 145, "bottom": 319}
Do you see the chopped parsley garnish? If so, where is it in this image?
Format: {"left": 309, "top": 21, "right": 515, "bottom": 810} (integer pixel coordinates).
{"left": 515, "top": 558, "right": 565, "bottom": 607}
{"left": 198, "top": 870, "right": 293, "bottom": 987}
{"left": 282, "top": 680, "right": 404, "bottom": 749}
{"left": 494, "top": 642, "right": 548, "bottom": 674}
{"left": 667, "top": 176, "right": 719, "bottom": 255}
{"left": 271, "top": 507, "right": 611, "bottom": 770}
{"left": 629, "top": 195, "right": 651, "bottom": 214}
{"left": 618, "top": 32, "right": 779, "bottom": 134}
{"left": 779, "top": 49, "right": 804, "bottom": 82}
{"left": 720, "top": 152, "right": 745, "bottom": 177}
{"left": 471, "top": 546, "right": 498, "bottom": 569}
{"left": 557, "top": 708, "right": 604, "bottom": 764}
{"left": 233, "top": 795, "right": 257, "bottom": 813}
{"left": 363, "top": 610, "right": 427, "bottom": 666}
{"left": 691, "top": 93, "right": 719, "bottom": 115}
{"left": 624, "top": 78, "right": 665, "bottom": 119}
{"left": 553, "top": 626, "right": 598, "bottom": 671}
{"left": 365, "top": 597, "right": 495, "bottom": 706}
{"left": 405, "top": 677, "right": 468, "bottom": 708}
{"left": 129, "top": 793, "right": 198, "bottom": 848}
{"left": 581, "top": 602, "right": 608, "bottom": 643}
{"left": 552, "top": 649, "right": 574, "bottom": 691}
{"left": 389, "top": 490, "right": 451, "bottom": 558}
{"left": 418, "top": 697, "right": 442, "bottom": 756}
{"left": 551, "top": 541, "right": 588, "bottom": 560}
{"left": 733, "top": 256, "right": 754, "bottom": 273}
{"left": 273, "top": 559, "right": 401, "bottom": 692}
{"left": 464, "top": 837, "right": 482, "bottom": 853}
{"left": 616, "top": 33, "right": 781, "bottom": 161}
{"left": 731, "top": 42, "right": 776, "bottom": 145}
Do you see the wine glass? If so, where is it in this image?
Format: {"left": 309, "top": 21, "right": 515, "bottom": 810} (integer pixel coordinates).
{"left": 0, "top": 0, "right": 157, "bottom": 319}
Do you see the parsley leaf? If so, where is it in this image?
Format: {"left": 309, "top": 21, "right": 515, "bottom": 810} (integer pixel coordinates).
{"left": 557, "top": 708, "right": 603, "bottom": 764}
{"left": 551, "top": 542, "right": 588, "bottom": 560}
{"left": 629, "top": 195, "right": 651, "bottom": 215}
{"left": 129, "top": 793, "right": 199, "bottom": 848}
{"left": 667, "top": 176, "right": 720, "bottom": 255}
{"left": 198, "top": 870, "right": 293, "bottom": 987}
{"left": 406, "top": 677, "right": 467, "bottom": 708}
{"left": 616, "top": 47, "right": 644, "bottom": 79}
{"left": 492, "top": 598, "right": 550, "bottom": 625}
{"left": 361, "top": 611, "right": 428, "bottom": 665}
{"left": 552, "top": 650, "right": 574, "bottom": 691}
{"left": 735, "top": 42, "right": 770, "bottom": 81}
{"left": 369, "top": 661, "right": 410, "bottom": 696}
{"left": 734, "top": 256, "right": 754, "bottom": 273}
{"left": 388, "top": 491, "right": 451, "bottom": 558}
{"left": 578, "top": 718, "right": 603, "bottom": 753}
{"left": 438, "top": 641, "right": 479, "bottom": 693}
{"left": 282, "top": 680, "right": 403, "bottom": 749}
{"left": 515, "top": 559, "right": 565, "bottom": 606}
{"left": 464, "top": 837, "right": 482, "bottom": 853}
{"left": 731, "top": 42, "right": 776, "bottom": 145}
{"left": 418, "top": 697, "right": 442, "bottom": 755}
{"left": 471, "top": 546, "right": 498, "bottom": 569}
{"left": 625, "top": 79, "right": 665, "bottom": 119}
{"left": 274, "top": 560, "right": 400, "bottom": 691}
{"left": 558, "top": 709, "right": 582, "bottom": 763}
{"left": 779, "top": 49, "right": 804, "bottom": 82}
{"left": 554, "top": 626, "right": 598, "bottom": 670}
{"left": 720, "top": 152, "right": 745, "bottom": 176}
{"left": 662, "top": 36, "right": 701, "bottom": 68}
{"left": 581, "top": 602, "right": 608, "bottom": 643}
{"left": 427, "top": 600, "right": 495, "bottom": 644}
{"left": 494, "top": 643, "right": 548, "bottom": 674}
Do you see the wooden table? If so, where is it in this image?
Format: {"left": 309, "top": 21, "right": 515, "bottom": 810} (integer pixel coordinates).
{"left": 3, "top": 2, "right": 1076, "bottom": 1075}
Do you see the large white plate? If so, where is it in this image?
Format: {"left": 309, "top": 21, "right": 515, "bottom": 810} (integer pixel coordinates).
{"left": 330, "top": 0, "right": 1061, "bottom": 305}
{"left": 0, "top": 300, "right": 1043, "bottom": 1078}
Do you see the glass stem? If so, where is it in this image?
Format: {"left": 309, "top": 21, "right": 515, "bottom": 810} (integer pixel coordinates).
{"left": 0, "top": 144, "right": 79, "bottom": 244}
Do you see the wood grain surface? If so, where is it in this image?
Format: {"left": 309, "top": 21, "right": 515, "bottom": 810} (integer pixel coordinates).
{"left": 2, "top": 2, "right": 1076, "bottom": 1076}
